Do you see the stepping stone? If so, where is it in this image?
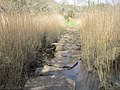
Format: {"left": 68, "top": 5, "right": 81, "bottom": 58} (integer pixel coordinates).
{"left": 52, "top": 43, "right": 64, "bottom": 46}
{"left": 41, "top": 65, "right": 62, "bottom": 73}
{"left": 24, "top": 75, "right": 75, "bottom": 90}
{"left": 56, "top": 46, "right": 63, "bottom": 51}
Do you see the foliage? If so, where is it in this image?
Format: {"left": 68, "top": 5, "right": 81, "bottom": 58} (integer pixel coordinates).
{"left": 0, "top": 13, "right": 65, "bottom": 89}
{"left": 0, "top": 0, "right": 58, "bottom": 14}
{"left": 65, "top": 20, "right": 77, "bottom": 28}
{"left": 79, "top": 5, "right": 120, "bottom": 89}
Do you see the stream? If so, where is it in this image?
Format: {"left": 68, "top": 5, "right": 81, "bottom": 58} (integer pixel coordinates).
{"left": 48, "top": 28, "right": 99, "bottom": 90}
{"left": 25, "top": 29, "right": 120, "bottom": 90}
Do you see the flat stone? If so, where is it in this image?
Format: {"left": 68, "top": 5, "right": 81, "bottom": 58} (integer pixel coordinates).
{"left": 70, "top": 51, "right": 80, "bottom": 55}
{"left": 63, "top": 35, "right": 71, "bottom": 39}
{"left": 52, "top": 43, "right": 64, "bottom": 46}
{"left": 55, "top": 51, "right": 70, "bottom": 57}
{"left": 56, "top": 46, "right": 63, "bottom": 51}
{"left": 24, "top": 75, "right": 75, "bottom": 90}
{"left": 41, "top": 65, "right": 62, "bottom": 73}
{"left": 64, "top": 46, "right": 78, "bottom": 50}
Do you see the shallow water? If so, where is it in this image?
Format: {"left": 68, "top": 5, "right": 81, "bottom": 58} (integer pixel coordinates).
{"left": 60, "top": 61, "right": 99, "bottom": 90}
{"left": 60, "top": 61, "right": 82, "bottom": 90}
{"left": 43, "top": 29, "right": 120, "bottom": 90}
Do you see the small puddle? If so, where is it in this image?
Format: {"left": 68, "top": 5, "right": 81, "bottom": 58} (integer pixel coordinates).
{"left": 59, "top": 60, "right": 99, "bottom": 90}
{"left": 59, "top": 61, "right": 85, "bottom": 90}
{"left": 60, "top": 61, "right": 80, "bottom": 80}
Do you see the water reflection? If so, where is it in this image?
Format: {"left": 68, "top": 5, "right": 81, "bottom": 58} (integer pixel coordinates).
{"left": 60, "top": 61, "right": 99, "bottom": 90}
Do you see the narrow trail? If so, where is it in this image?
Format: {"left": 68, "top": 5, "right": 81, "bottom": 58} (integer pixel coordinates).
{"left": 25, "top": 28, "right": 99, "bottom": 90}
{"left": 42, "top": 28, "right": 99, "bottom": 90}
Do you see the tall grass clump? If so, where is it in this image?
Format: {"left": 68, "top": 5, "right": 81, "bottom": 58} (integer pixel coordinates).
{"left": 79, "top": 5, "right": 120, "bottom": 89}
{"left": 0, "top": 12, "right": 65, "bottom": 89}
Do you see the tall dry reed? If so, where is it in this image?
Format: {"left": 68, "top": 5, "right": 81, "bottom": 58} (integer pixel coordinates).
{"left": 79, "top": 5, "right": 120, "bottom": 89}
{"left": 0, "top": 13, "right": 65, "bottom": 89}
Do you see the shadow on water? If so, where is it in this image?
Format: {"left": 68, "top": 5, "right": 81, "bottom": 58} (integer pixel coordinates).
{"left": 59, "top": 61, "right": 99, "bottom": 90}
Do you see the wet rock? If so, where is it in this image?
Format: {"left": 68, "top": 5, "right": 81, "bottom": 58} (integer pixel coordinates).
{"left": 55, "top": 46, "right": 63, "bottom": 51}
{"left": 54, "top": 52, "right": 63, "bottom": 58}
{"left": 52, "top": 43, "right": 64, "bottom": 46}
{"left": 63, "top": 34, "right": 71, "bottom": 39}
{"left": 63, "top": 45, "right": 78, "bottom": 50}
{"left": 55, "top": 51, "right": 69, "bottom": 57}
{"left": 24, "top": 75, "right": 75, "bottom": 90}
{"left": 61, "top": 50, "right": 70, "bottom": 57}
{"left": 41, "top": 65, "right": 62, "bottom": 73}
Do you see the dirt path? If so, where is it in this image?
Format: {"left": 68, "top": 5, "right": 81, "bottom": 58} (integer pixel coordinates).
{"left": 25, "top": 28, "right": 99, "bottom": 90}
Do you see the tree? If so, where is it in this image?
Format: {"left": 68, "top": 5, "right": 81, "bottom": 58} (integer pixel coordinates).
{"left": 0, "top": 0, "right": 57, "bottom": 13}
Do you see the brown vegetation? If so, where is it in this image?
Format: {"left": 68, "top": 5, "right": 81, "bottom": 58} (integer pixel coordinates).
{"left": 0, "top": 12, "right": 65, "bottom": 89}
{"left": 79, "top": 5, "right": 120, "bottom": 89}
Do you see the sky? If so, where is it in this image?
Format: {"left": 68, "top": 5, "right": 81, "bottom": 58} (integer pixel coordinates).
{"left": 55, "top": 0, "right": 120, "bottom": 5}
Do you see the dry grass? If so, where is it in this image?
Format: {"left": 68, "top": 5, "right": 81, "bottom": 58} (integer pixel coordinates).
{"left": 79, "top": 5, "right": 120, "bottom": 89}
{"left": 0, "top": 13, "right": 65, "bottom": 89}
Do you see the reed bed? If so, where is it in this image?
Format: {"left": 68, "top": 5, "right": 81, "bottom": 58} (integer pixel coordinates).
{"left": 0, "top": 13, "right": 65, "bottom": 89}
{"left": 79, "top": 5, "right": 120, "bottom": 89}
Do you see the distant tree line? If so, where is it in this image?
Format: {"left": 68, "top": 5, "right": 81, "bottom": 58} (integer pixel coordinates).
{"left": 0, "top": 0, "right": 58, "bottom": 14}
